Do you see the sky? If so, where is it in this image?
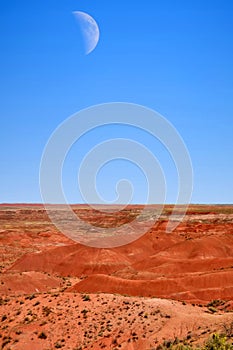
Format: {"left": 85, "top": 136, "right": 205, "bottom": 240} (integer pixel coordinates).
{"left": 0, "top": 0, "right": 233, "bottom": 204}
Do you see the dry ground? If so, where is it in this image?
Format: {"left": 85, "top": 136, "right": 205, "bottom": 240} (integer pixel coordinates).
{"left": 0, "top": 204, "right": 233, "bottom": 349}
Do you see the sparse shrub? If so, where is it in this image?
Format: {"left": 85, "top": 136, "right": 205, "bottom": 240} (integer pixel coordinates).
{"left": 23, "top": 316, "right": 31, "bottom": 324}
{"left": 1, "top": 336, "right": 12, "bottom": 349}
{"left": 42, "top": 305, "right": 52, "bottom": 316}
{"left": 81, "top": 309, "right": 88, "bottom": 318}
{"left": 207, "top": 299, "right": 225, "bottom": 308}
{"left": 207, "top": 306, "right": 217, "bottom": 313}
{"left": 82, "top": 294, "right": 91, "bottom": 302}
{"left": 25, "top": 294, "right": 36, "bottom": 300}
{"left": 38, "top": 331, "right": 47, "bottom": 339}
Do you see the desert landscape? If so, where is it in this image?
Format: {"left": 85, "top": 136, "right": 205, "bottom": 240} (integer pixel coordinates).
{"left": 0, "top": 204, "right": 233, "bottom": 349}
{"left": 2, "top": 0, "right": 233, "bottom": 349}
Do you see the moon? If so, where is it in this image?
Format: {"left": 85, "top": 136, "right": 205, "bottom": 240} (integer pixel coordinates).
{"left": 73, "top": 11, "right": 100, "bottom": 55}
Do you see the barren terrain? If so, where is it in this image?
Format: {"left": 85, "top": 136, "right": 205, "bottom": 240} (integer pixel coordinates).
{"left": 0, "top": 204, "right": 233, "bottom": 349}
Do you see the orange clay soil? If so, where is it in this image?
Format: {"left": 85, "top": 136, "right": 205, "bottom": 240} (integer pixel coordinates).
{"left": 0, "top": 204, "right": 233, "bottom": 349}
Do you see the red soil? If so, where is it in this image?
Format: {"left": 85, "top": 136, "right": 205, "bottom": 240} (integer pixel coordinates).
{"left": 0, "top": 204, "right": 233, "bottom": 349}
{"left": 7, "top": 208, "right": 233, "bottom": 305}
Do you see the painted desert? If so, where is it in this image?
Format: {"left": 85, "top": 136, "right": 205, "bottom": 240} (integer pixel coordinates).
{"left": 0, "top": 204, "right": 233, "bottom": 349}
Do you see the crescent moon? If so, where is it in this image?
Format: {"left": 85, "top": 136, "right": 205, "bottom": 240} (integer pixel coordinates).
{"left": 73, "top": 11, "right": 100, "bottom": 55}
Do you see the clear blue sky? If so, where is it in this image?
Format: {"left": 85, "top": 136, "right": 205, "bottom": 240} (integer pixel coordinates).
{"left": 0, "top": 0, "right": 233, "bottom": 204}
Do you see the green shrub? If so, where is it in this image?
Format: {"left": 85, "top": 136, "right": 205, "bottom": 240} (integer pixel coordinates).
{"left": 204, "top": 333, "right": 233, "bottom": 350}
{"left": 155, "top": 333, "right": 233, "bottom": 350}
